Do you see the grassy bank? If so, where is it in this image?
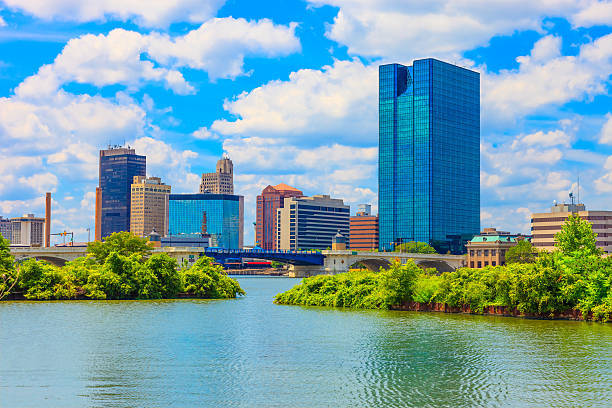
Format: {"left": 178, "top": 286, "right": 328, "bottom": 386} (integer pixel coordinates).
{"left": 275, "top": 215, "right": 612, "bottom": 322}
{"left": 0, "top": 232, "right": 244, "bottom": 301}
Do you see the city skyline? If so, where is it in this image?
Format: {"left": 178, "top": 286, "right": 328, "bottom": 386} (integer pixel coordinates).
{"left": 1, "top": 1, "right": 612, "bottom": 246}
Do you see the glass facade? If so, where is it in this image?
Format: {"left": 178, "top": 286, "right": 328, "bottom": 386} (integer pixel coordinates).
{"left": 99, "top": 149, "right": 146, "bottom": 239}
{"left": 379, "top": 59, "right": 480, "bottom": 254}
{"left": 168, "top": 194, "right": 244, "bottom": 249}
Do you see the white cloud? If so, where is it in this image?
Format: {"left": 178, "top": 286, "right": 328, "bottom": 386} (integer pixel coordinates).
{"left": 594, "top": 156, "right": 612, "bottom": 192}
{"left": 0, "top": 15, "right": 6, "bottom": 27}
{"left": 1, "top": 0, "right": 226, "bottom": 27}
{"left": 483, "top": 33, "right": 612, "bottom": 121}
{"left": 571, "top": 0, "right": 612, "bottom": 27}
{"left": 192, "top": 127, "right": 219, "bottom": 140}
{"left": 599, "top": 113, "right": 612, "bottom": 144}
{"left": 18, "top": 172, "right": 58, "bottom": 194}
{"left": 511, "top": 129, "right": 572, "bottom": 149}
{"left": 212, "top": 59, "right": 377, "bottom": 144}
{"left": 307, "top": 0, "right": 588, "bottom": 60}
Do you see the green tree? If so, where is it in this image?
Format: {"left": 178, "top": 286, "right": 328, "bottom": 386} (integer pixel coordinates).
{"left": 555, "top": 214, "right": 600, "bottom": 256}
{"left": 87, "top": 231, "right": 152, "bottom": 263}
{"left": 0, "top": 235, "right": 18, "bottom": 300}
{"left": 136, "top": 253, "right": 181, "bottom": 299}
{"left": 505, "top": 239, "right": 536, "bottom": 264}
{"left": 394, "top": 241, "right": 436, "bottom": 254}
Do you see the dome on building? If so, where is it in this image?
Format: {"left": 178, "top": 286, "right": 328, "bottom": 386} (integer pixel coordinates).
{"left": 148, "top": 229, "right": 161, "bottom": 242}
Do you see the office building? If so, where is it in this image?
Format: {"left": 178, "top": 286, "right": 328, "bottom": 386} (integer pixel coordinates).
{"left": 0, "top": 216, "right": 12, "bottom": 243}
{"left": 256, "top": 183, "right": 303, "bottom": 250}
{"left": 277, "top": 195, "right": 350, "bottom": 251}
{"left": 200, "top": 156, "right": 234, "bottom": 194}
{"left": 350, "top": 204, "right": 379, "bottom": 251}
{"left": 96, "top": 146, "right": 146, "bottom": 239}
{"left": 168, "top": 193, "right": 244, "bottom": 249}
{"left": 466, "top": 228, "right": 530, "bottom": 268}
{"left": 10, "top": 214, "right": 45, "bottom": 247}
{"left": 130, "top": 176, "right": 171, "bottom": 237}
{"left": 379, "top": 59, "right": 480, "bottom": 254}
{"left": 531, "top": 203, "right": 612, "bottom": 253}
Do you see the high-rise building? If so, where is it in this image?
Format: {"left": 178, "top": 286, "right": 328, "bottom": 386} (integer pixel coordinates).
{"left": 256, "top": 183, "right": 303, "bottom": 249}
{"left": 97, "top": 146, "right": 146, "bottom": 239}
{"left": 379, "top": 59, "right": 480, "bottom": 254}
{"left": 277, "top": 195, "right": 350, "bottom": 251}
{"left": 0, "top": 216, "right": 12, "bottom": 243}
{"left": 350, "top": 204, "right": 379, "bottom": 251}
{"left": 168, "top": 193, "right": 244, "bottom": 249}
{"left": 10, "top": 214, "right": 45, "bottom": 247}
{"left": 130, "top": 176, "right": 171, "bottom": 237}
{"left": 200, "top": 156, "right": 234, "bottom": 194}
{"left": 531, "top": 203, "right": 612, "bottom": 253}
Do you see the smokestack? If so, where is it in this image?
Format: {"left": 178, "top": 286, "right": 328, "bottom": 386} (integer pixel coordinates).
{"left": 45, "top": 192, "right": 51, "bottom": 247}
{"left": 95, "top": 187, "right": 102, "bottom": 241}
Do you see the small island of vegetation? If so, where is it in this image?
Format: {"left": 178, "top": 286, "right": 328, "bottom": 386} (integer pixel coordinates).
{"left": 0, "top": 232, "right": 244, "bottom": 301}
{"left": 275, "top": 215, "right": 612, "bottom": 322}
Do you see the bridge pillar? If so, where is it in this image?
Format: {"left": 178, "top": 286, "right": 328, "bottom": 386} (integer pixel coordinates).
{"left": 288, "top": 265, "right": 325, "bottom": 278}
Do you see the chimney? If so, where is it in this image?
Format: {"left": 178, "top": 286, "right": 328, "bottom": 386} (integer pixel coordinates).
{"left": 45, "top": 192, "right": 51, "bottom": 247}
{"left": 95, "top": 187, "right": 102, "bottom": 241}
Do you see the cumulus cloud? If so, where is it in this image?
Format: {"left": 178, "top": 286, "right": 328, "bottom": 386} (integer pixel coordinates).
{"left": 483, "top": 33, "right": 612, "bottom": 122}
{"left": 599, "top": 113, "right": 612, "bottom": 144}
{"left": 571, "top": 0, "right": 612, "bottom": 27}
{"left": 306, "top": 0, "right": 589, "bottom": 59}
{"left": 594, "top": 156, "right": 612, "bottom": 193}
{"left": 0, "top": 15, "right": 6, "bottom": 27}
{"left": 1, "top": 0, "right": 226, "bottom": 27}
{"left": 16, "top": 20, "right": 300, "bottom": 97}
{"left": 212, "top": 59, "right": 377, "bottom": 144}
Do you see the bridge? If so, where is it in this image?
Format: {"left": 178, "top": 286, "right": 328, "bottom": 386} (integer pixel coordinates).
{"left": 10, "top": 247, "right": 465, "bottom": 276}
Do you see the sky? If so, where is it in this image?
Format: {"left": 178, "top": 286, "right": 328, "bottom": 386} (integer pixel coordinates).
{"left": 1, "top": 0, "right": 612, "bottom": 246}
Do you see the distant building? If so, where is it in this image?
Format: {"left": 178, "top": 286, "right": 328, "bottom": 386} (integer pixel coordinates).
{"left": 256, "top": 183, "right": 303, "bottom": 250}
{"left": 130, "top": 176, "right": 171, "bottom": 237}
{"left": 277, "top": 195, "right": 350, "bottom": 251}
{"left": 531, "top": 203, "right": 612, "bottom": 253}
{"left": 200, "top": 156, "right": 234, "bottom": 194}
{"left": 168, "top": 193, "right": 243, "bottom": 249}
{"left": 161, "top": 235, "right": 210, "bottom": 248}
{"left": 332, "top": 231, "right": 347, "bottom": 251}
{"left": 97, "top": 146, "right": 146, "bottom": 239}
{"left": 378, "top": 59, "right": 480, "bottom": 254}
{"left": 0, "top": 216, "right": 11, "bottom": 243}
{"left": 466, "top": 228, "right": 530, "bottom": 268}
{"left": 349, "top": 204, "right": 378, "bottom": 251}
{"left": 10, "top": 214, "right": 45, "bottom": 247}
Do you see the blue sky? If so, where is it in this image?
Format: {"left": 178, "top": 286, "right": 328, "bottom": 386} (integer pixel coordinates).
{"left": 1, "top": 0, "right": 612, "bottom": 245}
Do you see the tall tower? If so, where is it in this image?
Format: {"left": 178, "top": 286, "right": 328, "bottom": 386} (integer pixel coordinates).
{"left": 130, "top": 176, "right": 171, "bottom": 237}
{"left": 98, "top": 146, "right": 146, "bottom": 239}
{"left": 200, "top": 156, "right": 234, "bottom": 194}
{"left": 378, "top": 59, "right": 480, "bottom": 254}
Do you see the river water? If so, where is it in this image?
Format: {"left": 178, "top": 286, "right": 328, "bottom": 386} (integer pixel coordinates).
{"left": 1, "top": 276, "right": 611, "bottom": 408}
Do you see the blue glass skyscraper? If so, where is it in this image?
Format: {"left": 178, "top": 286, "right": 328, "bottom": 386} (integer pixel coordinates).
{"left": 379, "top": 59, "right": 480, "bottom": 254}
{"left": 99, "top": 147, "right": 146, "bottom": 239}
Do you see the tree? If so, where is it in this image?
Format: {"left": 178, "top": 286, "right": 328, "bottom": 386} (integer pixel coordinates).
{"left": 87, "top": 232, "right": 152, "bottom": 263}
{"left": 505, "top": 239, "right": 536, "bottom": 264}
{"left": 394, "top": 241, "right": 436, "bottom": 254}
{"left": 555, "top": 214, "right": 600, "bottom": 256}
{"left": 0, "top": 235, "right": 18, "bottom": 300}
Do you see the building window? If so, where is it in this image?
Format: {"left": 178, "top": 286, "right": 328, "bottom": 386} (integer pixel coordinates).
{"left": 476, "top": 250, "right": 482, "bottom": 256}
{"left": 484, "top": 261, "right": 488, "bottom": 266}
{"left": 484, "top": 249, "right": 489, "bottom": 256}
{"left": 477, "top": 261, "right": 482, "bottom": 268}
{"left": 492, "top": 261, "right": 496, "bottom": 266}
{"left": 470, "top": 250, "right": 474, "bottom": 256}
{"left": 491, "top": 249, "right": 496, "bottom": 256}
{"left": 470, "top": 261, "right": 474, "bottom": 268}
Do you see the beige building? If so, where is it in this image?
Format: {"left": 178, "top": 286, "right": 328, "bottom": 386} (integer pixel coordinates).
{"left": 130, "top": 176, "right": 171, "bottom": 237}
{"left": 10, "top": 214, "right": 45, "bottom": 247}
{"left": 200, "top": 156, "right": 233, "bottom": 194}
{"left": 531, "top": 203, "right": 612, "bottom": 253}
{"left": 466, "top": 228, "right": 529, "bottom": 268}
{"left": 277, "top": 194, "right": 350, "bottom": 250}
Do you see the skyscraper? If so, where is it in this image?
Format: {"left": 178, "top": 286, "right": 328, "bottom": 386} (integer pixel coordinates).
{"left": 256, "top": 183, "right": 303, "bottom": 249}
{"left": 130, "top": 176, "right": 171, "bottom": 237}
{"left": 379, "top": 59, "right": 480, "bottom": 254}
{"left": 200, "top": 156, "right": 234, "bottom": 194}
{"left": 97, "top": 146, "right": 146, "bottom": 239}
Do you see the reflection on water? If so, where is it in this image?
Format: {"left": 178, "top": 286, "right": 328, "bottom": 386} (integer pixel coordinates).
{"left": 1, "top": 276, "right": 611, "bottom": 408}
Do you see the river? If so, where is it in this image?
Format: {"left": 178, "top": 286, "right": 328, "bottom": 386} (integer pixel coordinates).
{"left": 1, "top": 276, "right": 611, "bottom": 407}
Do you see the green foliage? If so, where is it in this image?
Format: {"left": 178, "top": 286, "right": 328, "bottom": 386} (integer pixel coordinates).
{"left": 87, "top": 231, "right": 152, "bottom": 263}
{"left": 181, "top": 257, "right": 245, "bottom": 298}
{"left": 505, "top": 239, "right": 536, "bottom": 264}
{"left": 270, "top": 261, "right": 284, "bottom": 269}
{"left": 274, "top": 260, "right": 421, "bottom": 309}
{"left": 275, "top": 216, "right": 612, "bottom": 321}
{"left": 555, "top": 214, "right": 600, "bottom": 256}
{"left": 394, "top": 241, "right": 436, "bottom": 254}
{"left": 0, "top": 235, "right": 17, "bottom": 299}
{"left": 3, "top": 232, "right": 244, "bottom": 301}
